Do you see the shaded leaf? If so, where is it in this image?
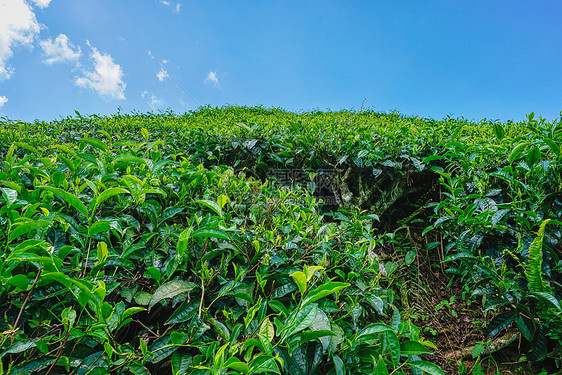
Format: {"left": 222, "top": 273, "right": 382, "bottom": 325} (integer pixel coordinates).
{"left": 485, "top": 310, "right": 516, "bottom": 337}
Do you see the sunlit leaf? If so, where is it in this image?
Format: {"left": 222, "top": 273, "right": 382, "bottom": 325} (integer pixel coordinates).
{"left": 148, "top": 280, "right": 198, "bottom": 309}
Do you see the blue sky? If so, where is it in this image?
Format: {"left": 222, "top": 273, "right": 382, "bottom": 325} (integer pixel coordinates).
{"left": 0, "top": 0, "right": 561, "bottom": 122}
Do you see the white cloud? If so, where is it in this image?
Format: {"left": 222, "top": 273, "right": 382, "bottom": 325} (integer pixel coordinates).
{"left": 75, "top": 42, "right": 126, "bottom": 100}
{"left": 0, "top": 0, "right": 41, "bottom": 81}
{"left": 204, "top": 71, "right": 220, "bottom": 87}
{"left": 159, "top": 0, "right": 181, "bottom": 13}
{"left": 31, "top": 0, "right": 52, "bottom": 8}
{"left": 0, "top": 95, "right": 7, "bottom": 107}
{"left": 141, "top": 90, "right": 164, "bottom": 111}
{"left": 157, "top": 67, "right": 169, "bottom": 82}
{"left": 40, "top": 34, "right": 81, "bottom": 65}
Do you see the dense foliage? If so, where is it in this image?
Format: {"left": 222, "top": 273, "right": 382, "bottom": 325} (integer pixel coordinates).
{"left": 0, "top": 107, "right": 560, "bottom": 374}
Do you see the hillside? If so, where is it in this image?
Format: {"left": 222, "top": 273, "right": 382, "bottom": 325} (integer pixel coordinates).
{"left": 0, "top": 107, "right": 560, "bottom": 374}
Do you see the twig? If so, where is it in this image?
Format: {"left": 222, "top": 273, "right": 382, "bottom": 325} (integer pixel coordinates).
{"left": 82, "top": 239, "right": 92, "bottom": 278}
{"left": 45, "top": 320, "right": 71, "bottom": 375}
{"left": 198, "top": 278, "right": 205, "bottom": 319}
{"left": 134, "top": 319, "right": 160, "bottom": 339}
{"left": 14, "top": 267, "right": 43, "bottom": 329}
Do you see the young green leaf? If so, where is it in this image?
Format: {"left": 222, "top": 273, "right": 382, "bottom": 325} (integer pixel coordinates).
{"left": 525, "top": 146, "right": 541, "bottom": 167}
{"left": 94, "top": 187, "right": 129, "bottom": 211}
{"left": 40, "top": 186, "right": 89, "bottom": 218}
{"left": 301, "top": 281, "right": 349, "bottom": 306}
{"left": 400, "top": 341, "right": 433, "bottom": 356}
{"left": 508, "top": 142, "right": 529, "bottom": 164}
{"left": 6, "top": 274, "right": 29, "bottom": 290}
{"left": 196, "top": 199, "right": 223, "bottom": 218}
{"left": 9, "top": 220, "right": 51, "bottom": 243}
{"left": 80, "top": 137, "right": 109, "bottom": 152}
{"left": 492, "top": 123, "right": 505, "bottom": 141}
{"left": 141, "top": 127, "right": 150, "bottom": 140}
{"left": 290, "top": 271, "right": 307, "bottom": 295}
{"left": 88, "top": 221, "right": 111, "bottom": 237}
{"left": 97, "top": 241, "right": 108, "bottom": 263}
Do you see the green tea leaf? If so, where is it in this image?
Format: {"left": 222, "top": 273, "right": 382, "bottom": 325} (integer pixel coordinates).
{"left": 9, "top": 220, "right": 51, "bottom": 243}
{"left": 356, "top": 323, "right": 392, "bottom": 344}
{"left": 148, "top": 280, "right": 198, "bottom": 309}
{"left": 528, "top": 325, "right": 547, "bottom": 362}
{"left": 94, "top": 187, "right": 129, "bottom": 210}
{"left": 515, "top": 314, "right": 535, "bottom": 341}
{"left": 409, "top": 360, "right": 445, "bottom": 375}
{"left": 529, "top": 292, "right": 561, "bottom": 310}
{"left": 141, "top": 127, "right": 150, "bottom": 140}
{"left": 391, "top": 307, "right": 401, "bottom": 332}
{"left": 14, "top": 142, "right": 40, "bottom": 155}
{"left": 2, "top": 340, "right": 37, "bottom": 355}
{"left": 492, "top": 123, "right": 505, "bottom": 141}
{"left": 290, "top": 271, "right": 307, "bottom": 295}
{"left": 217, "top": 194, "right": 230, "bottom": 209}
{"left": 80, "top": 137, "right": 109, "bottom": 151}
{"left": 374, "top": 358, "right": 389, "bottom": 375}
{"left": 526, "top": 146, "right": 541, "bottom": 167}
{"left": 88, "top": 220, "right": 111, "bottom": 237}
{"left": 192, "top": 227, "right": 228, "bottom": 240}
{"left": 196, "top": 199, "right": 223, "bottom": 217}
{"left": 285, "top": 303, "right": 318, "bottom": 337}
{"left": 508, "top": 142, "right": 529, "bottom": 164}
{"left": 485, "top": 310, "right": 516, "bottom": 337}
{"left": 96, "top": 241, "right": 108, "bottom": 263}
{"left": 40, "top": 186, "right": 89, "bottom": 218}
{"left": 543, "top": 138, "right": 560, "bottom": 155}
{"left": 249, "top": 355, "right": 280, "bottom": 375}
{"left": 302, "top": 281, "right": 349, "bottom": 306}
{"left": 400, "top": 341, "right": 433, "bottom": 356}
{"left": 1, "top": 187, "right": 18, "bottom": 207}
{"left": 7, "top": 274, "right": 29, "bottom": 290}
{"left": 386, "top": 331, "right": 400, "bottom": 365}
{"left": 172, "top": 352, "right": 193, "bottom": 374}
{"left": 224, "top": 358, "right": 249, "bottom": 374}
{"left": 491, "top": 209, "right": 510, "bottom": 227}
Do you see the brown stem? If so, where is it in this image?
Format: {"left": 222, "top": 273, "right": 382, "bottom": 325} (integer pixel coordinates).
{"left": 45, "top": 321, "right": 71, "bottom": 375}
{"left": 14, "top": 267, "right": 43, "bottom": 329}
{"left": 198, "top": 278, "right": 205, "bottom": 319}
{"left": 134, "top": 319, "right": 160, "bottom": 339}
{"left": 82, "top": 239, "right": 92, "bottom": 278}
